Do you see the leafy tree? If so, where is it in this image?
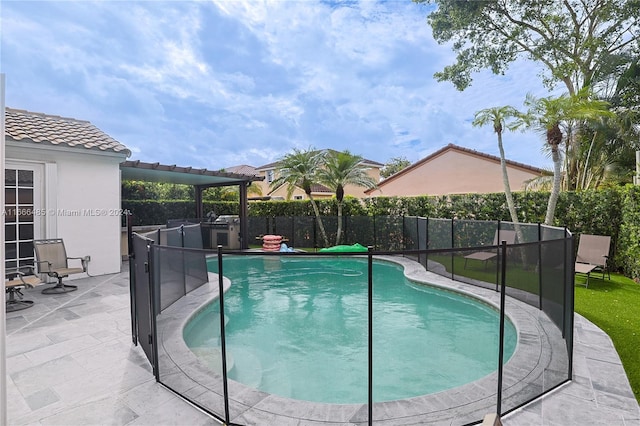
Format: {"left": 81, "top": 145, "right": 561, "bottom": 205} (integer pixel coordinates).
{"left": 418, "top": 0, "right": 640, "bottom": 95}
{"left": 596, "top": 57, "right": 640, "bottom": 187}
{"left": 381, "top": 156, "right": 412, "bottom": 178}
{"left": 203, "top": 182, "right": 263, "bottom": 202}
{"left": 122, "top": 180, "right": 193, "bottom": 200}
{"left": 472, "top": 106, "right": 527, "bottom": 244}
{"left": 317, "top": 150, "right": 378, "bottom": 245}
{"left": 520, "top": 90, "right": 614, "bottom": 225}
{"left": 270, "top": 147, "right": 330, "bottom": 247}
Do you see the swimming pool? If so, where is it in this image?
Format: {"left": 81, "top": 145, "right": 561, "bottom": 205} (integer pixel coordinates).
{"left": 183, "top": 255, "right": 517, "bottom": 404}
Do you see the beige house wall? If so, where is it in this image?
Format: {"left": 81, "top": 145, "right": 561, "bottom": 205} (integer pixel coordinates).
{"left": 368, "top": 149, "right": 541, "bottom": 197}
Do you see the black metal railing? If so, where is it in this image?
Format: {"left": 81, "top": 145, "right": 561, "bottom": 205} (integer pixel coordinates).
{"left": 128, "top": 216, "right": 574, "bottom": 426}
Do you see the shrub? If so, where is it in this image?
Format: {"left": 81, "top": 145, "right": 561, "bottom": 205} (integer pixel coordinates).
{"left": 618, "top": 186, "right": 640, "bottom": 281}
{"left": 122, "top": 187, "right": 640, "bottom": 278}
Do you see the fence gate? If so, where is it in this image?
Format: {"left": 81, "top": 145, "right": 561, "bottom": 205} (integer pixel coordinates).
{"left": 131, "top": 234, "right": 156, "bottom": 372}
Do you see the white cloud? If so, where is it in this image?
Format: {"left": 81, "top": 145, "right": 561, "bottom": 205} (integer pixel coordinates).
{"left": 2, "top": 0, "right": 555, "bottom": 171}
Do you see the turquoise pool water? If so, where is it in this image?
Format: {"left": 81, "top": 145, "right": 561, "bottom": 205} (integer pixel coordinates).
{"left": 183, "top": 256, "right": 517, "bottom": 404}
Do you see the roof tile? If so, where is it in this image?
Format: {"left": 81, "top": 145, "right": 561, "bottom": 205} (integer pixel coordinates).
{"left": 4, "top": 107, "right": 131, "bottom": 156}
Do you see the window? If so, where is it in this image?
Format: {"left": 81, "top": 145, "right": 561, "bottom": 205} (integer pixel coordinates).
{"left": 266, "top": 170, "right": 274, "bottom": 183}
{"left": 4, "top": 168, "right": 36, "bottom": 269}
{"left": 294, "top": 195, "right": 303, "bottom": 200}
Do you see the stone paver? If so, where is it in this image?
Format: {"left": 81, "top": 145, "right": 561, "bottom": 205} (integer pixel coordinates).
{"left": 4, "top": 263, "right": 639, "bottom": 425}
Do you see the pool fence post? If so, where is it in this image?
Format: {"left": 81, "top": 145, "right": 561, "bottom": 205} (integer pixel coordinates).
{"left": 496, "top": 240, "right": 508, "bottom": 423}
{"left": 217, "top": 245, "right": 231, "bottom": 424}
{"left": 426, "top": 217, "right": 429, "bottom": 270}
{"left": 127, "top": 212, "right": 138, "bottom": 346}
{"left": 561, "top": 226, "right": 568, "bottom": 336}
{"left": 147, "top": 242, "right": 160, "bottom": 381}
{"left": 415, "top": 216, "right": 419, "bottom": 263}
{"left": 367, "top": 246, "right": 374, "bottom": 426}
{"left": 450, "top": 219, "right": 455, "bottom": 281}
{"left": 372, "top": 215, "right": 377, "bottom": 249}
{"left": 567, "top": 230, "right": 575, "bottom": 381}
{"left": 180, "top": 225, "right": 186, "bottom": 294}
{"left": 538, "top": 223, "right": 543, "bottom": 310}
{"left": 291, "top": 215, "right": 295, "bottom": 247}
{"left": 495, "top": 220, "right": 501, "bottom": 292}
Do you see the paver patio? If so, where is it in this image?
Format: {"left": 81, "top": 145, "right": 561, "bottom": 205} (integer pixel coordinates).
{"left": 4, "top": 264, "right": 639, "bottom": 425}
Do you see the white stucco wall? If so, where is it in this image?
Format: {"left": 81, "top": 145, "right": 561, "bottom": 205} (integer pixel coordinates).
{"left": 6, "top": 142, "right": 125, "bottom": 276}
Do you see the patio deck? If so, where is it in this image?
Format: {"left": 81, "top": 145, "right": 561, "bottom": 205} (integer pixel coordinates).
{"left": 4, "top": 264, "right": 639, "bottom": 425}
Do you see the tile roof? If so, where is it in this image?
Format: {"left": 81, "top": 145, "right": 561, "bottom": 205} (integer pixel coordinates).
{"left": 310, "top": 184, "right": 333, "bottom": 193}
{"left": 4, "top": 108, "right": 131, "bottom": 156}
{"left": 224, "top": 164, "right": 259, "bottom": 176}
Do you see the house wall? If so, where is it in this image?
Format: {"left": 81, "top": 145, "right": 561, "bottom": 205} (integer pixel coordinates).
{"left": 368, "top": 150, "right": 541, "bottom": 197}
{"left": 346, "top": 167, "right": 381, "bottom": 198}
{"left": 6, "top": 143, "right": 125, "bottom": 276}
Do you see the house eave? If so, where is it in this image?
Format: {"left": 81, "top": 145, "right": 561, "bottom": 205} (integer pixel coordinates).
{"left": 5, "top": 138, "right": 131, "bottom": 160}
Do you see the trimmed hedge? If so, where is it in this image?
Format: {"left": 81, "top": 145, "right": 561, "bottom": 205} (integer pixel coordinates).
{"left": 124, "top": 200, "right": 239, "bottom": 226}
{"left": 618, "top": 186, "right": 640, "bottom": 282}
{"left": 122, "top": 186, "right": 640, "bottom": 280}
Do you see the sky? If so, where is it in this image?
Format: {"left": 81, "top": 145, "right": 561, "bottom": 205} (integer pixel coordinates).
{"left": 1, "top": 0, "right": 560, "bottom": 171}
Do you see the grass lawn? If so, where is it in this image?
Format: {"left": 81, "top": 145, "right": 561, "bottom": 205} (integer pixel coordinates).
{"left": 574, "top": 273, "right": 640, "bottom": 403}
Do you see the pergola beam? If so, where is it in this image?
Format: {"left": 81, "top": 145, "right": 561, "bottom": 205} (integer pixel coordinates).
{"left": 120, "top": 160, "right": 262, "bottom": 249}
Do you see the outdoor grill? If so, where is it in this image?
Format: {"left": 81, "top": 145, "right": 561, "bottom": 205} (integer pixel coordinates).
{"left": 202, "top": 215, "right": 240, "bottom": 249}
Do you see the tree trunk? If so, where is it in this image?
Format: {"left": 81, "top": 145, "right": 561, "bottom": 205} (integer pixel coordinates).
{"left": 581, "top": 131, "right": 598, "bottom": 190}
{"left": 498, "top": 132, "right": 527, "bottom": 265}
{"left": 498, "top": 134, "right": 519, "bottom": 223}
{"left": 545, "top": 147, "right": 563, "bottom": 225}
{"left": 308, "top": 194, "right": 329, "bottom": 247}
{"left": 498, "top": 134, "right": 524, "bottom": 225}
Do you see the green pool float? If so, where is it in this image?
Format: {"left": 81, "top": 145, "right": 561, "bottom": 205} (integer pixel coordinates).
{"left": 319, "top": 243, "right": 368, "bottom": 253}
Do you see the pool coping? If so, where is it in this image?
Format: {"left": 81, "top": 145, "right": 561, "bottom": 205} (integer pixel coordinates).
{"left": 156, "top": 254, "right": 570, "bottom": 425}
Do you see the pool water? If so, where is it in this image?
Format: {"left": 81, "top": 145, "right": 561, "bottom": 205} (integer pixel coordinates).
{"left": 183, "top": 256, "right": 517, "bottom": 404}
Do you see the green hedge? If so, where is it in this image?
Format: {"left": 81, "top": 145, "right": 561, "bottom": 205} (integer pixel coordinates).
{"left": 618, "top": 186, "right": 640, "bottom": 282}
{"left": 124, "top": 200, "right": 239, "bottom": 226}
{"left": 122, "top": 186, "right": 640, "bottom": 280}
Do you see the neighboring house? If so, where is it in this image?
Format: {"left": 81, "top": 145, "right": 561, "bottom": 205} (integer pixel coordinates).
{"left": 4, "top": 108, "right": 131, "bottom": 277}
{"left": 223, "top": 164, "right": 257, "bottom": 177}
{"left": 365, "top": 144, "right": 545, "bottom": 197}
{"left": 240, "top": 151, "right": 383, "bottom": 200}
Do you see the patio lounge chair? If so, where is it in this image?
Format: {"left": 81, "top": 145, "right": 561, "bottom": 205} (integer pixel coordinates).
{"left": 33, "top": 239, "right": 90, "bottom": 294}
{"left": 575, "top": 234, "right": 611, "bottom": 288}
{"left": 464, "top": 229, "right": 517, "bottom": 269}
{"left": 5, "top": 266, "right": 42, "bottom": 312}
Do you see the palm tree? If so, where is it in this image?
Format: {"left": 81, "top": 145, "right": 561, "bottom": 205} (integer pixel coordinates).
{"left": 522, "top": 89, "right": 614, "bottom": 225}
{"left": 472, "top": 106, "right": 526, "bottom": 244}
{"left": 317, "top": 150, "right": 377, "bottom": 245}
{"left": 270, "top": 147, "right": 330, "bottom": 247}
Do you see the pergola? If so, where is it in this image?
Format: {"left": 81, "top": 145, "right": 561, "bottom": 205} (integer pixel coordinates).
{"left": 120, "top": 160, "right": 263, "bottom": 249}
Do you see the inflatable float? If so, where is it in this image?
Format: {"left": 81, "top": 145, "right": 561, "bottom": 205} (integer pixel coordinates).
{"left": 319, "top": 243, "right": 368, "bottom": 253}
{"left": 261, "top": 235, "right": 283, "bottom": 252}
